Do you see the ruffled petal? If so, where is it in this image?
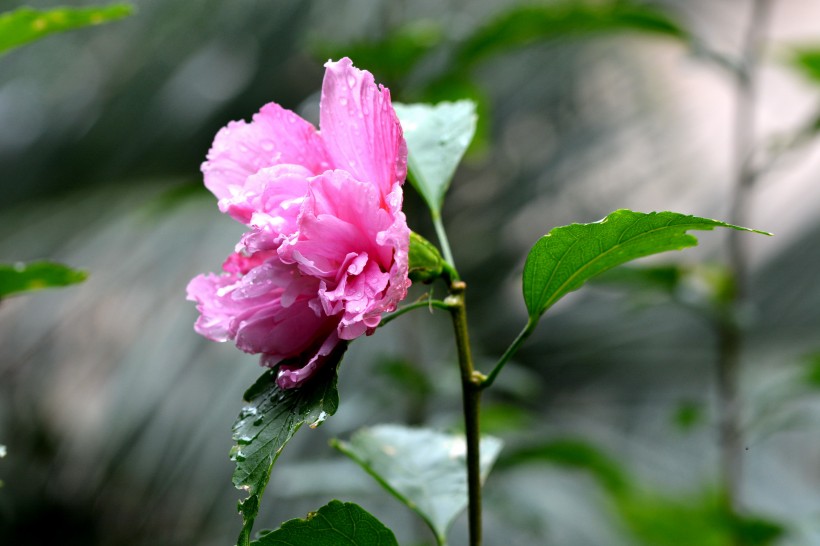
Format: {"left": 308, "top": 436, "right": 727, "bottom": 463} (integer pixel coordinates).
{"left": 280, "top": 169, "right": 410, "bottom": 340}
{"left": 221, "top": 164, "right": 312, "bottom": 229}
{"left": 186, "top": 273, "right": 242, "bottom": 342}
{"left": 269, "top": 332, "right": 344, "bottom": 389}
{"left": 202, "top": 103, "right": 330, "bottom": 214}
{"left": 319, "top": 57, "right": 407, "bottom": 199}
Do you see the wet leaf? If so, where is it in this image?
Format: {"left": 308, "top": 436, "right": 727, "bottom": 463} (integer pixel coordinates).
{"left": 394, "top": 101, "right": 477, "bottom": 215}
{"left": 522, "top": 210, "right": 770, "bottom": 320}
{"left": 0, "top": 261, "right": 87, "bottom": 298}
{"left": 232, "top": 348, "right": 345, "bottom": 545}
{"left": 332, "top": 424, "right": 502, "bottom": 545}
{"left": 251, "top": 500, "right": 398, "bottom": 546}
{"left": 0, "top": 5, "right": 134, "bottom": 55}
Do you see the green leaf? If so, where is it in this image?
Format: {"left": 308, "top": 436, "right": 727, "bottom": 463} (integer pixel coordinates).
{"left": 394, "top": 101, "right": 477, "bottom": 215}
{"left": 456, "top": 1, "right": 687, "bottom": 67}
{"left": 522, "top": 210, "right": 770, "bottom": 320}
{"left": 250, "top": 500, "right": 398, "bottom": 546}
{"left": 0, "top": 5, "right": 134, "bottom": 55}
{"left": 232, "top": 348, "right": 345, "bottom": 546}
{"left": 792, "top": 47, "right": 820, "bottom": 83}
{"left": 332, "top": 425, "right": 503, "bottom": 545}
{"left": 0, "top": 261, "right": 87, "bottom": 298}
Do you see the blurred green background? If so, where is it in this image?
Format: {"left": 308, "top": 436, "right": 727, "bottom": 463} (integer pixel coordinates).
{"left": 2, "top": 0, "right": 820, "bottom": 544}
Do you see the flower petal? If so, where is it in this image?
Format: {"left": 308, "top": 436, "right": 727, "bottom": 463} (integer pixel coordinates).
{"left": 222, "top": 164, "right": 312, "bottom": 229}
{"left": 202, "top": 103, "right": 330, "bottom": 213}
{"left": 319, "top": 57, "right": 407, "bottom": 198}
{"left": 269, "top": 332, "right": 344, "bottom": 389}
{"left": 280, "top": 169, "right": 410, "bottom": 340}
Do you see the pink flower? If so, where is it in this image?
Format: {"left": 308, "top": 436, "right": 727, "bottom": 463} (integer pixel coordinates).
{"left": 187, "top": 58, "right": 410, "bottom": 389}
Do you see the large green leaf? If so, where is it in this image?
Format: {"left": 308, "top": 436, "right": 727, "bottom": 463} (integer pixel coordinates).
{"left": 0, "top": 261, "right": 87, "bottom": 298}
{"left": 232, "top": 349, "right": 345, "bottom": 546}
{"left": 0, "top": 5, "right": 134, "bottom": 55}
{"left": 456, "top": 1, "right": 686, "bottom": 67}
{"left": 250, "top": 500, "right": 398, "bottom": 546}
{"left": 522, "top": 210, "right": 769, "bottom": 319}
{"left": 332, "top": 425, "right": 503, "bottom": 546}
{"left": 394, "top": 101, "right": 477, "bottom": 215}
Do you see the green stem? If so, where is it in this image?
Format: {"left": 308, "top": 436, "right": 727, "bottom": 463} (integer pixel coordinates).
{"left": 480, "top": 318, "right": 538, "bottom": 390}
{"left": 446, "top": 281, "right": 483, "bottom": 546}
{"left": 380, "top": 298, "right": 452, "bottom": 327}
{"left": 432, "top": 211, "right": 457, "bottom": 276}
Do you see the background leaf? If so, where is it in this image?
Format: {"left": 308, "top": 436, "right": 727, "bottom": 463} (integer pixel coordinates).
{"left": 394, "top": 101, "right": 477, "bottom": 215}
{"left": 250, "top": 500, "right": 398, "bottom": 546}
{"left": 522, "top": 209, "right": 769, "bottom": 320}
{"left": 496, "top": 439, "right": 630, "bottom": 496}
{"left": 0, "top": 5, "right": 134, "bottom": 55}
{"left": 0, "top": 261, "right": 87, "bottom": 298}
{"left": 332, "top": 424, "right": 503, "bottom": 545}
{"left": 792, "top": 47, "right": 820, "bottom": 83}
{"left": 311, "top": 20, "right": 443, "bottom": 88}
{"left": 456, "top": 1, "right": 687, "bottom": 67}
{"left": 231, "top": 350, "right": 344, "bottom": 545}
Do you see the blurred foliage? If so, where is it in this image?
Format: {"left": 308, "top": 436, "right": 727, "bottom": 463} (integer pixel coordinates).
{"left": 672, "top": 400, "right": 704, "bottom": 431}
{"left": 0, "top": 260, "right": 87, "bottom": 298}
{"left": 0, "top": 4, "right": 133, "bottom": 55}
{"left": 497, "top": 439, "right": 630, "bottom": 495}
{"left": 312, "top": 20, "right": 444, "bottom": 89}
{"left": 313, "top": 1, "right": 689, "bottom": 157}
{"left": 454, "top": 1, "right": 687, "bottom": 67}
{"left": 792, "top": 47, "right": 820, "bottom": 83}
{"left": 803, "top": 352, "right": 820, "bottom": 388}
{"left": 500, "top": 438, "right": 784, "bottom": 546}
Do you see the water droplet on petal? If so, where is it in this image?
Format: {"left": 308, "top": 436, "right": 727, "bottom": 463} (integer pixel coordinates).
{"left": 347, "top": 75, "right": 356, "bottom": 88}
{"left": 262, "top": 141, "right": 274, "bottom": 151}
{"left": 339, "top": 97, "right": 348, "bottom": 106}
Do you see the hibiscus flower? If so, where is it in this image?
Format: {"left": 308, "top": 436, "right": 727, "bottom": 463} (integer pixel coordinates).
{"left": 187, "top": 58, "right": 410, "bottom": 388}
